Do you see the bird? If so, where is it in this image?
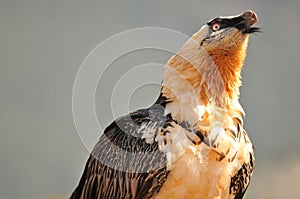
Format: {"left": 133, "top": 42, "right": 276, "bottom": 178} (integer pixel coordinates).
{"left": 70, "top": 10, "right": 259, "bottom": 199}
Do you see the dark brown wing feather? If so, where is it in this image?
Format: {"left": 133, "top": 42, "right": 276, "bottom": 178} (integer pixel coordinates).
{"left": 70, "top": 105, "right": 171, "bottom": 199}
{"left": 230, "top": 153, "right": 255, "bottom": 199}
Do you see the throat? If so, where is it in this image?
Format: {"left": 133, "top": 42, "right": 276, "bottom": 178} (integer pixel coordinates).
{"left": 206, "top": 50, "right": 245, "bottom": 101}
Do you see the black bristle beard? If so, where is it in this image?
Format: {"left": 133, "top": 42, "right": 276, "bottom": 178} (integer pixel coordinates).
{"left": 243, "top": 27, "right": 261, "bottom": 34}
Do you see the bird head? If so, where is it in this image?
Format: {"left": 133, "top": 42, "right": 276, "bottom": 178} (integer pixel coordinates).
{"left": 170, "top": 10, "right": 259, "bottom": 99}
{"left": 195, "top": 10, "right": 259, "bottom": 53}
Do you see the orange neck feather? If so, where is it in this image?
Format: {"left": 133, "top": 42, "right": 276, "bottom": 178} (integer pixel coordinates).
{"left": 162, "top": 38, "right": 248, "bottom": 109}
{"left": 207, "top": 44, "right": 247, "bottom": 100}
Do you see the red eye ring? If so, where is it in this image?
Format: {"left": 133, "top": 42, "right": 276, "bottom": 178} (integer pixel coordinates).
{"left": 211, "top": 22, "right": 221, "bottom": 31}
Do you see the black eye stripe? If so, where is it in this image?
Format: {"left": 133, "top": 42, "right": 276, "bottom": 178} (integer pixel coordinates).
{"left": 207, "top": 17, "right": 244, "bottom": 29}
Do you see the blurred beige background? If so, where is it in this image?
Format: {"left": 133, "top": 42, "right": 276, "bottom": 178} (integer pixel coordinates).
{"left": 1, "top": 1, "right": 300, "bottom": 199}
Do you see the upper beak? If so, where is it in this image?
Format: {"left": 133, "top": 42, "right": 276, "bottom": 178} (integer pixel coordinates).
{"left": 241, "top": 10, "right": 258, "bottom": 26}
{"left": 238, "top": 10, "right": 260, "bottom": 33}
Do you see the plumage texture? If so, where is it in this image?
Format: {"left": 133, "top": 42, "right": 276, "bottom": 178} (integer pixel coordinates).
{"left": 70, "top": 10, "right": 258, "bottom": 199}
{"left": 70, "top": 103, "right": 171, "bottom": 199}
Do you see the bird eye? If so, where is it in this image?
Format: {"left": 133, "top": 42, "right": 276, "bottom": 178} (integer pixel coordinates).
{"left": 211, "top": 22, "right": 221, "bottom": 31}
